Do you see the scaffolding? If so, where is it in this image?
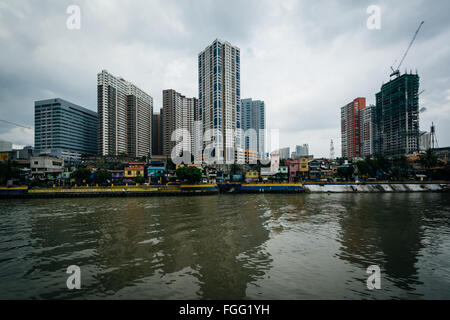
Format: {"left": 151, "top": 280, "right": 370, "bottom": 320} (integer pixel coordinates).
{"left": 375, "top": 72, "right": 420, "bottom": 157}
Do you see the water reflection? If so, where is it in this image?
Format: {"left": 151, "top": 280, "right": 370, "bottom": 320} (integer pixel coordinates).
{"left": 20, "top": 196, "right": 272, "bottom": 299}
{"left": 336, "top": 193, "right": 450, "bottom": 297}
{"left": 0, "top": 193, "right": 449, "bottom": 299}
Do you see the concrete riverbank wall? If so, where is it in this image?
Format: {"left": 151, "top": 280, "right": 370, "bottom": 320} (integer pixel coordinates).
{"left": 0, "top": 185, "right": 219, "bottom": 199}
{"left": 303, "top": 182, "right": 449, "bottom": 193}
{"left": 0, "top": 182, "right": 448, "bottom": 199}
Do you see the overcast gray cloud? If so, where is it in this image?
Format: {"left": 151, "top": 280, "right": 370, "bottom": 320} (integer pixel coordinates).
{"left": 0, "top": 0, "right": 449, "bottom": 157}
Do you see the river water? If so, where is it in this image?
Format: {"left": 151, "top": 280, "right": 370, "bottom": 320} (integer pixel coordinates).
{"left": 0, "top": 193, "right": 449, "bottom": 299}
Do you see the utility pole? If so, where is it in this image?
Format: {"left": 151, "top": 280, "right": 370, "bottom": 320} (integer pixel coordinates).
{"left": 431, "top": 123, "right": 439, "bottom": 150}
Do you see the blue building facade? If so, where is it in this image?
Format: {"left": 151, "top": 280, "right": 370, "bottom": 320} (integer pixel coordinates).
{"left": 241, "top": 98, "right": 266, "bottom": 160}
{"left": 34, "top": 98, "right": 97, "bottom": 161}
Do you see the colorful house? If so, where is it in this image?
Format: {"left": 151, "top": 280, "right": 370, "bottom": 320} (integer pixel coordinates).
{"left": 147, "top": 161, "right": 166, "bottom": 178}
{"left": 124, "top": 162, "right": 145, "bottom": 179}
{"left": 285, "top": 157, "right": 309, "bottom": 180}
{"left": 245, "top": 170, "right": 259, "bottom": 183}
{"left": 277, "top": 166, "right": 289, "bottom": 174}
{"left": 109, "top": 170, "right": 125, "bottom": 181}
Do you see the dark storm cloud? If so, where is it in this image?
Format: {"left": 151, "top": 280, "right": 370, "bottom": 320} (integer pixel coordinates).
{"left": 0, "top": 0, "right": 449, "bottom": 156}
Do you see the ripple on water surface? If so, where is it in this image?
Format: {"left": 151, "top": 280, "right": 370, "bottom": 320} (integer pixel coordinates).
{"left": 0, "top": 193, "right": 449, "bottom": 299}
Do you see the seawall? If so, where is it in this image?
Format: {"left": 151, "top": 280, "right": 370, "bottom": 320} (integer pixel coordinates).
{"left": 303, "top": 182, "right": 449, "bottom": 193}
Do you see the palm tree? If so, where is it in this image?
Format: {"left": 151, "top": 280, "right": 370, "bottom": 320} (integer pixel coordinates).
{"left": 421, "top": 149, "right": 438, "bottom": 169}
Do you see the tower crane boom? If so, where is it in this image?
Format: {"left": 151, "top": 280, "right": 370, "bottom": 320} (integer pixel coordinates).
{"left": 390, "top": 21, "right": 424, "bottom": 78}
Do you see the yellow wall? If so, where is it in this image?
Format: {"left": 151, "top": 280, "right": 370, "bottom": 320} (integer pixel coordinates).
{"left": 124, "top": 170, "right": 144, "bottom": 178}
{"left": 245, "top": 171, "right": 259, "bottom": 178}
{"left": 0, "top": 152, "right": 9, "bottom": 161}
{"left": 299, "top": 157, "right": 309, "bottom": 173}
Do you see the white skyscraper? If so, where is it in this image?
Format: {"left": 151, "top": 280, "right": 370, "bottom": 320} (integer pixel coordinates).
{"left": 198, "top": 39, "right": 242, "bottom": 164}
{"left": 97, "top": 70, "right": 153, "bottom": 157}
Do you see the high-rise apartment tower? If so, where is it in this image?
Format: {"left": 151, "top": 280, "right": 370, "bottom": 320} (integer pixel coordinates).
{"left": 97, "top": 70, "right": 153, "bottom": 157}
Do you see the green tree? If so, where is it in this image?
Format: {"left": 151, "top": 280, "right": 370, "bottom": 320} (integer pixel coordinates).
{"left": 71, "top": 168, "right": 92, "bottom": 184}
{"left": 420, "top": 149, "right": 438, "bottom": 169}
{"left": 230, "top": 164, "right": 242, "bottom": 175}
{"left": 356, "top": 160, "right": 370, "bottom": 177}
{"left": 337, "top": 165, "right": 354, "bottom": 181}
{"left": 391, "top": 155, "right": 410, "bottom": 180}
{"left": 176, "top": 166, "right": 202, "bottom": 183}
{"left": 374, "top": 154, "right": 390, "bottom": 172}
{"left": 135, "top": 175, "right": 146, "bottom": 184}
{"left": 166, "top": 158, "right": 176, "bottom": 171}
{"left": 94, "top": 169, "right": 112, "bottom": 185}
{"left": 0, "top": 161, "right": 20, "bottom": 185}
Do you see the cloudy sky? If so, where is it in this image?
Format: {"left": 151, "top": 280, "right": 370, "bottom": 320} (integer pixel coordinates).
{"left": 0, "top": 0, "right": 449, "bottom": 157}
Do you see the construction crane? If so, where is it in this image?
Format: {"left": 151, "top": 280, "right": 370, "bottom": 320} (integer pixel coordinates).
{"left": 390, "top": 21, "right": 424, "bottom": 78}
{"left": 0, "top": 119, "right": 33, "bottom": 130}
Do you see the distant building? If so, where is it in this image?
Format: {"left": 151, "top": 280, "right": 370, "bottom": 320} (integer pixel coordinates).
{"left": 279, "top": 147, "right": 290, "bottom": 160}
{"left": 162, "top": 89, "right": 199, "bottom": 159}
{"left": 0, "top": 141, "right": 12, "bottom": 152}
{"left": 241, "top": 98, "right": 266, "bottom": 162}
{"left": 97, "top": 70, "right": 153, "bottom": 158}
{"left": 295, "top": 144, "right": 309, "bottom": 157}
{"left": 360, "top": 105, "right": 376, "bottom": 157}
{"left": 419, "top": 131, "right": 431, "bottom": 151}
{"left": 341, "top": 97, "right": 366, "bottom": 158}
{"left": 152, "top": 112, "right": 163, "bottom": 155}
{"left": 376, "top": 73, "right": 420, "bottom": 156}
{"left": 11, "top": 146, "right": 34, "bottom": 161}
{"left": 34, "top": 98, "right": 97, "bottom": 162}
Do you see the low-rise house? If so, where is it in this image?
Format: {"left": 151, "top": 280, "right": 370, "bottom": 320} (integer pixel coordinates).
{"left": 124, "top": 162, "right": 145, "bottom": 180}
{"left": 231, "top": 174, "right": 243, "bottom": 182}
{"left": 270, "top": 150, "right": 280, "bottom": 173}
{"left": 277, "top": 166, "right": 289, "bottom": 175}
{"left": 109, "top": 170, "right": 125, "bottom": 181}
{"left": 204, "top": 167, "right": 217, "bottom": 183}
{"left": 147, "top": 161, "right": 166, "bottom": 178}
{"left": 245, "top": 170, "right": 259, "bottom": 183}
{"left": 54, "top": 172, "right": 72, "bottom": 185}
{"left": 30, "top": 155, "right": 64, "bottom": 180}
{"left": 285, "top": 157, "right": 309, "bottom": 180}
{"left": 260, "top": 167, "right": 276, "bottom": 177}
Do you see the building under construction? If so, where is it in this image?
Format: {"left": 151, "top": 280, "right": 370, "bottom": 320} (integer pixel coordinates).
{"left": 375, "top": 72, "right": 420, "bottom": 157}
